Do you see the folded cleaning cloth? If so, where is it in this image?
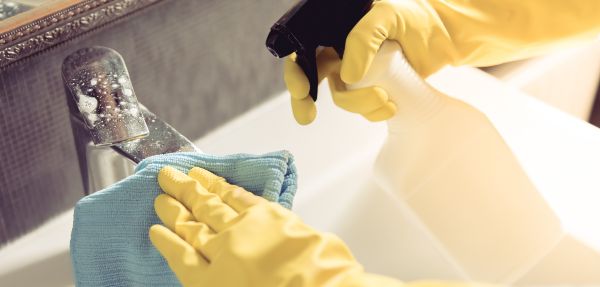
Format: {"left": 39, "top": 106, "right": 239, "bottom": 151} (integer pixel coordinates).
{"left": 70, "top": 151, "right": 297, "bottom": 286}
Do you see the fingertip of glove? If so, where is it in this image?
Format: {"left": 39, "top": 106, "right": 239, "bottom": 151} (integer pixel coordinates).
{"left": 154, "top": 193, "right": 169, "bottom": 208}
{"left": 149, "top": 224, "right": 164, "bottom": 233}
{"left": 363, "top": 102, "right": 397, "bottom": 122}
{"left": 154, "top": 193, "right": 182, "bottom": 214}
{"left": 188, "top": 167, "right": 223, "bottom": 189}
{"left": 295, "top": 114, "right": 316, "bottom": 125}
{"left": 158, "top": 166, "right": 179, "bottom": 182}
{"left": 148, "top": 224, "right": 168, "bottom": 244}
{"left": 291, "top": 97, "right": 316, "bottom": 125}
{"left": 158, "top": 166, "right": 199, "bottom": 197}
{"left": 293, "top": 107, "right": 316, "bottom": 126}
{"left": 160, "top": 166, "right": 195, "bottom": 183}
{"left": 159, "top": 165, "right": 176, "bottom": 173}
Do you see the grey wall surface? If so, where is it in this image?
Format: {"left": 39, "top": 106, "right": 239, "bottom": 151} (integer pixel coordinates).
{"left": 0, "top": 0, "right": 293, "bottom": 245}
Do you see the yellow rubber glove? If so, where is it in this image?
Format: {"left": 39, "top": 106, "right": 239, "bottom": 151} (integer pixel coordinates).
{"left": 285, "top": 48, "right": 397, "bottom": 124}
{"left": 149, "top": 166, "right": 502, "bottom": 287}
{"left": 149, "top": 166, "right": 401, "bottom": 287}
{"left": 285, "top": 0, "right": 600, "bottom": 125}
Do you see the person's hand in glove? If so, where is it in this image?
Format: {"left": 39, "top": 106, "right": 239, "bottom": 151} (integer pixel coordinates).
{"left": 284, "top": 0, "right": 441, "bottom": 125}
{"left": 149, "top": 166, "right": 503, "bottom": 287}
{"left": 148, "top": 166, "right": 400, "bottom": 287}
{"left": 284, "top": 0, "right": 600, "bottom": 125}
{"left": 285, "top": 47, "right": 397, "bottom": 125}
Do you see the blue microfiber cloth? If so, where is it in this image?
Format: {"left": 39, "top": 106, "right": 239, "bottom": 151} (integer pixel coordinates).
{"left": 70, "top": 151, "right": 297, "bottom": 286}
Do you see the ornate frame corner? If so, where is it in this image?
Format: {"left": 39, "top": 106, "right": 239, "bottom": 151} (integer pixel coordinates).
{"left": 0, "top": 0, "right": 165, "bottom": 69}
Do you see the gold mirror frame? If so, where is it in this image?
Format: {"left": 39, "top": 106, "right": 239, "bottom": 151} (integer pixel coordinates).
{"left": 0, "top": 0, "right": 164, "bottom": 69}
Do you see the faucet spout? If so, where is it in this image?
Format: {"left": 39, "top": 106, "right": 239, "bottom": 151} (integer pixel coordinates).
{"left": 112, "top": 105, "right": 199, "bottom": 163}
{"left": 63, "top": 46, "right": 199, "bottom": 194}
{"left": 62, "top": 46, "right": 149, "bottom": 146}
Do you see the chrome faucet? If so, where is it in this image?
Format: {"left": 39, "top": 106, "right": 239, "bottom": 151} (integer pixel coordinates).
{"left": 62, "top": 46, "right": 199, "bottom": 194}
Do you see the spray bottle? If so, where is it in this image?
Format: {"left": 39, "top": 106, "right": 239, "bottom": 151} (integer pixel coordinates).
{"left": 266, "top": 0, "right": 564, "bottom": 282}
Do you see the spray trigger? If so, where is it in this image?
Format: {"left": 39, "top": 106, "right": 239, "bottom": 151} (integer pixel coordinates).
{"left": 266, "top": 0, "right": 373, "bottom": 101}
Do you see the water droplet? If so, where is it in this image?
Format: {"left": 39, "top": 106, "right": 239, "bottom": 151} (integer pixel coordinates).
{"left": 118, "top": 76, "right": 127, "bottom": 84}
{"left": 90, "top": 78, "right": 98, "bottom": 86}
{"left": 86, "top": 114, "right": 98, "bottom": 126}
{"left": 127, "top": 108, "right": 139, "bottom": 116}
{"left": 122, "top": 88, "right": 132, "bottom": 97}
{"left": 112, "top": 83, "right": 120, "bottom": 89}
{"left": 77, "top": 94, "right": 98, "bottom": 114}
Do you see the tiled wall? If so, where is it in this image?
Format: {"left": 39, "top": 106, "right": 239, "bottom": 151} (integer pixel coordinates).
{"left": 0, "top": 0, "right": 294, "bottom": 245}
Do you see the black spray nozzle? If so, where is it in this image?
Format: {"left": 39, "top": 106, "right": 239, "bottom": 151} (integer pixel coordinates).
{"left": 266, "top": 0, "right": 373, "bottom": 101}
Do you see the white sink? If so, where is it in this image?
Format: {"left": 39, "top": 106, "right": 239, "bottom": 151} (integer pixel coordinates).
{"left": 199, "top": 67, "right": 600, "bottom": 284}
{"left": 2, "top": 66, "right": 600, "bottom": 286}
